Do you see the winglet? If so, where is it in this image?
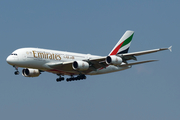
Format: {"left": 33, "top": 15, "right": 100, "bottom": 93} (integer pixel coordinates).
{"left": 168, "top": 46, "right": 172, "bottom": 52}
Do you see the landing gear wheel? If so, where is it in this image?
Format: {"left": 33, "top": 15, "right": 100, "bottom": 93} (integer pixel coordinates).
{"left": 13, "top": 66, "right": 19, "bottom": 75}
{"left": 14, "top": 71, "right": 19, "bottom": 75}
{"left": 66, "top": 78, "right": 70, "bottom": 82}
{"left": 66, "top": 74, "right": 87, "bottom": 82}
{"left": 56, "top": 78, "right": 64, "bottom": 82}
{"left": 56, "top": 74, "right": 65, "bottom": 82}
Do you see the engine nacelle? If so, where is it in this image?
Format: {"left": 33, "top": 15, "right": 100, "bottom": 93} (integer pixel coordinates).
{"left": 22, "top": 68, "right": 40, "bottom": 77}
{"left": 106, "top": 55, "right": 123, "bottom": 65}
{"left": 72, "top": 61, "right": 89, "bottom": 71}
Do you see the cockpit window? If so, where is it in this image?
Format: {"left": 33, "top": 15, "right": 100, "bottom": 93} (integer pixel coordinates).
{"left": 11, "top": 53, "right": 18, "bottom": 56}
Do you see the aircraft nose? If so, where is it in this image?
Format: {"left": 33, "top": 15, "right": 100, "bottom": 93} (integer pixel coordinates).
{"left": 6, "top": 56, "right": 14, "bottom": 65}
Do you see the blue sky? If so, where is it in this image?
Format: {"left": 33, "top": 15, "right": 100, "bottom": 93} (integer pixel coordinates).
{"left": 1, "top": 1, "right": 179, "bottom": 120}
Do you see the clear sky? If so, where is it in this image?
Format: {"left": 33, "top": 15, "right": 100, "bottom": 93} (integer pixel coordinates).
{"left": 1, "top": 0, "right": 179, "bottom": 120}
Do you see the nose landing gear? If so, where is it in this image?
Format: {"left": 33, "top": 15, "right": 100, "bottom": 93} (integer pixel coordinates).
{"left": 13, "top": 66, "right": 19, "bottom": 75}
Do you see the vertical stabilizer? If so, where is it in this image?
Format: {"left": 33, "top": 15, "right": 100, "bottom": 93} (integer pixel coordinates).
{"left": 109, "top": 30, "right": 134, "bottom": 55}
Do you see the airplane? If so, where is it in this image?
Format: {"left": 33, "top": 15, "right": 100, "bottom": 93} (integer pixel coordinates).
{"left": 6, "top": 30, "right": 172, "bottom": 82}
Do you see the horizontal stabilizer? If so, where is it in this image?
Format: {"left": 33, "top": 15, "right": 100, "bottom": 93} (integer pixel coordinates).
{"left": 121, "top": 60, "right": 158, "bottom": 66}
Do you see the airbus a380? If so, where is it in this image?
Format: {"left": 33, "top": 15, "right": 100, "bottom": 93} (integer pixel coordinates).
{"left": 6, "top": 30, "right": 172, "bottom": 82}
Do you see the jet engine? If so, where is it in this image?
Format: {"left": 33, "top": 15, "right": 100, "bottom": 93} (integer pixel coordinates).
{"left": 72, "top": 61, "right": 89, "bottom": 71}
{"left": 106, "top": 55, "right": 123, "bottom": 65}
{"left": 22, "top": 68, "right": 40, "bottom": 77}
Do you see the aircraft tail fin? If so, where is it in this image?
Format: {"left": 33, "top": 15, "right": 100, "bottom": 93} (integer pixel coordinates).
{"left": 109, "top": 30, "right": 134, "bottom": 55}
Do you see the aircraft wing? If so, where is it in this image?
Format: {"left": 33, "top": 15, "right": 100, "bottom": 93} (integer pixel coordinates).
{"left": 47, "top": 61, "right": 74, "bottom": 72}
{"left": 47, "top": 56, "right": 107, "bottom": 69}
{"left": 85, "top": 56, "right": 107, "bottom": 70}
{"left": 46, "top": 56, "right": 107, "bottom": 74}
{"left": 120, "top": 46, "right": 172, "bottom": 61}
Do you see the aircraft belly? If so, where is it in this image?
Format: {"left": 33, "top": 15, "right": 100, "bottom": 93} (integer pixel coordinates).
{"left": 46, "top": 69, "right": 80, "bottom": 75}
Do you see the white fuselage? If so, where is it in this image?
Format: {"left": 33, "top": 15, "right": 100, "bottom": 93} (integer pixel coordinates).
{"left": 6, "top": 31, "right": 171, "bottom": 80}
{"left": 6, "top": 48, "right": 130, "bottom": 76}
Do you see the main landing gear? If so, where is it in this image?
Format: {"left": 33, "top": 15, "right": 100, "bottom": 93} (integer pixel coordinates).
{"left": 13, "top": 66, "right": 19, "bottom": 75}
{"left": 66, "top": 74, "right": 86, "bottom": 82}
{"left": 56, "top": 74, "right": 86, "bottom": 82}
{"left": 56, "top": 74, "right": 65, "bottom": 82}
